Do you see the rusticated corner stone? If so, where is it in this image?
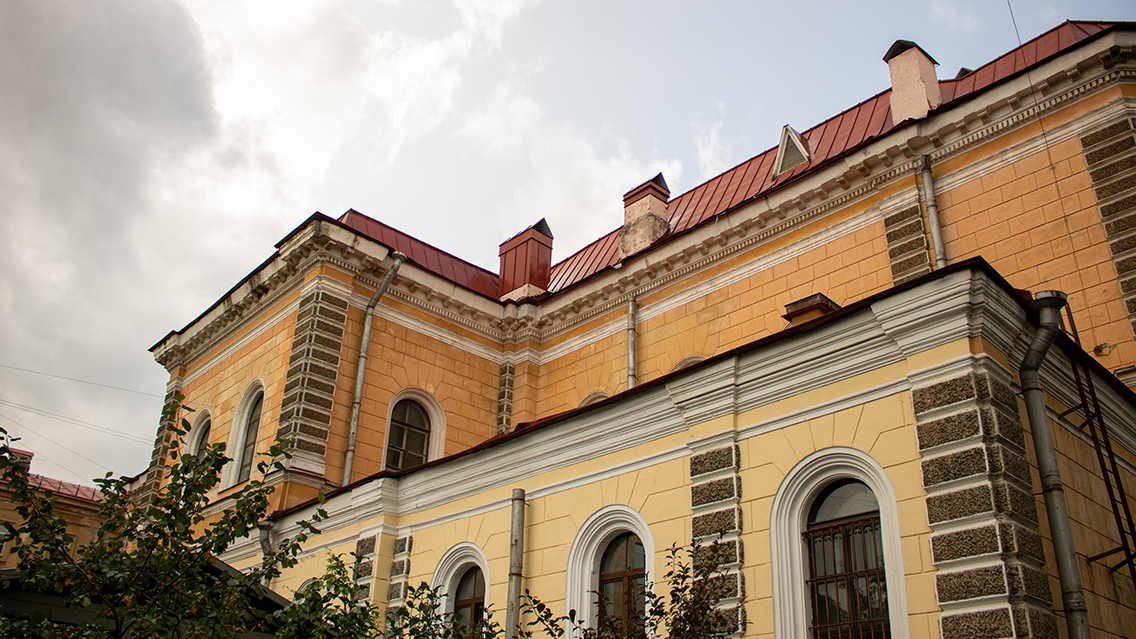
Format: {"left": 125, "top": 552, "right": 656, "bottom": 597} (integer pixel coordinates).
{"left": 941, "top": 607, "right": 1013, "bottom": 639}
{"left": 922, "top": 446, "right": 987, "bottom": 487}
{"left": 913, "top": 375, "right": 976, "bottom": 414}
{"left": 931, "top": 525, "right": 999, "bottom": 562}
{"left": 917, "top": 410, "right": 981, "bottom": 449}
{"left": 690, "top": 446, "right": 738, "bottom": 477}
{"left": 691, "top": 477, "right": 740, "bottom": 507}
{"left": 927, "top": 485, "right": 994, "bottom": 524}
{"left": 994, "top": 483, "right": 1039, "bottom": 525}
{"left": 387, "top": 582, "right": 405, "bottom": 601}
{"left": 936, "top": 565, "right": 1007, "bottom": 602}
{"left": 693, "top": 508, "right": 740, "bottom": 537}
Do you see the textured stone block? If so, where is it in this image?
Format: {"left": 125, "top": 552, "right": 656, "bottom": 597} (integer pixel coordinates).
{"left": 1091, "top": 153, "right": 1136, "bottom": 182}
{"left": 321, "top": 292, "right": 349, "bottom": 310}
{"left": 999, "top": 522, "right": 1045, "bottom": 563}
{"left": 917, "top": 410, "right": 981, "bottom": 449}
{"left": 891, "top": 252, "right": 930, "bottom": 277}
{"left": 922, "top": 446, "right": 988, "bottom": 486}
{"left": 694, "top": 539, "right": 741, "bottom": 573}
{"left": 356, "top": 536, "right": 376, "bottom": 556}
{"left": 1101, "top": 192, "right": 1136, "bottom": 218}
{"left": 936, "top": 565, "right": 1007, "bottom": 602}
{"left": 941, "top": 607, "right": 1013, "bottom": 639}
{"left": 1081, "top": 120, "right": 1132, "bottom": 148}
{"left": 883, "top": 205, "right": 921, "bottom": 229}
{"left": 888, "top": 236, "right": 926, "bottom": 259}
{"left": 389, "top": 559, "right": 407, "bottom": 577}
{"left": 913, "top": 375, "right": 976, "bottom": 414}
{"left": 1096, "top": 172, "right": 1136, "bottom": 200}
{"left": 932, "top": 525, "right": 999, "bottom": 562}
{"left": 994, "top": 482, "right": 1039, "bottom": 524}
{"left": 354, "top": 560, "right": 373, "bottom": 579}
{"left": 988, "top": 377, "right": 1019, "bottom": 415}
{"left": 1013, "top": 604, "right": 1057, "bottom": 639}
{"left": 387, "top": 582, "right": 405, "bottom": 601}
{"left": 981, "top": 408, "right": 1026, "bottom": 451}
{"left": 393, "top": 535, "right": 413, "bottom": 555}
{"left": 987, "top": 444, "right": 1031, "bottom": 485}
{"left": 885, "top": 218, "right": 924, "bottom": 244}
{"left": 691, "top": 477, "right": 740, "bottom": 507}
{"left": 927, "top": 485, "right": 994, "bottom": 523}
{"left": 690, "top": 446, "right": 738, "bottom": 477}
{"left": 693, "top": 508, "right": 740, "bottom": 537}
{"left": 1007, "top": 562, "right": 1052, "bottom": 604}
{"left": 1085, "top": 136, "right": 1135, "bottom": 165}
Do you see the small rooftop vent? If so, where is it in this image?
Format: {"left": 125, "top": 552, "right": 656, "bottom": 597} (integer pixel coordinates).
{"left": 772, "top": 125, "right": 811, "bottom": 177}
{"left": 782, "top": 293, "right": 841, "bottom": 327}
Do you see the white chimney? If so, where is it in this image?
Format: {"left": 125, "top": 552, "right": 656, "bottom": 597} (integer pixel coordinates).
{"left": 884, "top": 40, "right": 942, "bottom": 126}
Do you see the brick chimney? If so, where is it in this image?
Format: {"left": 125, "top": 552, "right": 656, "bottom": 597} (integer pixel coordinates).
{"left": 499, "top": 218, "right": 553, "bottom": 301}
{"left": 884, "top": 40, "right": 942, "bottom": 125}
{"left": 619, "top": 173, "right": 670, "bottom": 259}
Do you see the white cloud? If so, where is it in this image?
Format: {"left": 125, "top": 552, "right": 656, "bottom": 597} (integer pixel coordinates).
{"left": 928, "top": 0, "right": 980, "bottom": 32}
{"left": 692, "top": 105, "right": 731, "bottom": 181}
{"left": 461, "top": 83, "right": 683, "bottom": 258}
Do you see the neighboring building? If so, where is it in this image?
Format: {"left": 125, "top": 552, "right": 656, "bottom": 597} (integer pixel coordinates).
{"left": 0, "top": 450, "right": 103, "bottom": 569}
{"left": 144, "top": 21, "right": 1136, "bottom": 639}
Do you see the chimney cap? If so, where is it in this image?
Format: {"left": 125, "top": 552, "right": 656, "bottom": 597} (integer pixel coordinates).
{"left": 883, "top": 39, "right": 938, "bottom": 65}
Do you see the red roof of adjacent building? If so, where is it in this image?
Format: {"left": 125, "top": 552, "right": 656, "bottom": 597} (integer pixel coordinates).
{"left": 341, "top": 21, "right": 1122, "bottom": 299}
{"left": 24, "top": 474, "right": 104, "bottom": 504}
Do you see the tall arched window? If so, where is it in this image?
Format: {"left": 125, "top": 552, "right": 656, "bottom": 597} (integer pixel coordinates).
{"left": 188, "top": 412, "right": 212, "bottom": 456}
{"left": 386, "top": 398, "right": 430, "bottom": 472}
{"left": 770, "top": 447, "right": 908, "bottom": 639}
{"left": 804, "top": 479, "right": 889, "bottom": 639}
{"left": 453, "top": 566, "right": 486, "bottom": 630}
{"left": 236, "top": 391, "right": 263, "bottom": 484}
{"left": 598, "top": 532, "right": 646, "bottom": 635}
{"left": 566, "top": 505, "right": 655, "bottom": 636}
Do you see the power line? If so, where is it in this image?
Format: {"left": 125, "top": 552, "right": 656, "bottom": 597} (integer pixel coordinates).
{"left": 0, "top": 398, "right": 151, "bottom": 444}
{"left": 0, "top": 363, "right": 163, "bottom": 398}
{"left": 0, "top": 413, "right": 105, "bottom": 484}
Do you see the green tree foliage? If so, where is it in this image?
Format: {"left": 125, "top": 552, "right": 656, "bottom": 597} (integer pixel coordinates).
{"left": 273, "top": 553, "right": 383, "bottom": 639}
{"left": 0, "top": 397, "right": 327, "bottom": 638}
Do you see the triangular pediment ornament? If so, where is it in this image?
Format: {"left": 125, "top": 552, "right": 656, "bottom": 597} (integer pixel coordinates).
{"left": 772, "top": 125, "right": 811, "bottom": 176}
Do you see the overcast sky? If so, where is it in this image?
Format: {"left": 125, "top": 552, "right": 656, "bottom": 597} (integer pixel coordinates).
{"left": 1, "top": 0, "right": 1133, "bottom": 486}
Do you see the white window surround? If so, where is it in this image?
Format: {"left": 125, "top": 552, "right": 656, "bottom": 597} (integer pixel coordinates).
{"left": 382, "top": 387, "right": 447, "bottom": 468}
{"left": 222, "top": 381, "right": 266, "bottom": 488}
{"left": 670, "top": 356, "right": 706, "bottom": 373}
{"left": 770, "top": 446, "right": 909, "bottom": 639}
{"left": 565, "top": 505, "right": 655, "bottom": 636}
{"left": 430, "top": 542, "right": 490, "bottom": 614}
{"left": 579, "top": 391, "right": 610, "bottom": 408}
{"left": 187, "top": 411, "right": 212, "bottom": 456}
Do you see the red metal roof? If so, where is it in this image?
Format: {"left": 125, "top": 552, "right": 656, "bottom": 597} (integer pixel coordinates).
{"left": 543, "top": 20, "right": 1121, "bottom": 294}
{"left": 338, "top": 210, "right": 500, "bottom": 299}
{"left": 340, "top": 22, "right": 1121, "bottom": 300}
{"left": 24, "top": 474, "right": 104, "bottom": 504}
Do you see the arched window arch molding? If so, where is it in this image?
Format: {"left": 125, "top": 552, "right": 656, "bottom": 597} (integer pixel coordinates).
{"left": 430, "top": 542, "right": 490, "bottom": 614}
{"left": 770, "top": 446, "right": 909, "bottom": 639}
{"left": 565, "top": 505, "right": 655, "bottom": 635}
{"left": 222, "top": 380, "right": 266, "bottom": 488}
{"left": 382, "top": 387, "right": 447, "bottom": 468}
{"left": 187, "top": 410, "right": 213, "bottom": 456}
{"left": 579, "top": 391, "right": 610, "bottom": 408}
{"left": 670, "top": 356, "right": 706, "bottom": 373}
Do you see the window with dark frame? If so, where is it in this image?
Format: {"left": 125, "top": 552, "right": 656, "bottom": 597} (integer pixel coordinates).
{"left": 194, "top": 417, "right": 211, "bottom": 455}
{"left": 598, "top": 532, "right": 646, "bottom": 636}
{"left": 236, "top": 393, "right": 263, "bottom": 484}
{"left": 386, "top": 399, "right": 430, "bottom": 472}
{"left": 453, "top": 566, "right": 486, "bottom": 630}
{"left": 803, "top": 479, "right": 890, "bottom": 639}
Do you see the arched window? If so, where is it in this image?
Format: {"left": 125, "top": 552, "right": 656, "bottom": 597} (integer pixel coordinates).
{"left": 579, "top": 391, "right": 610, "bottom": 408}
{"left": 386, "top": 399, "right": 430, "bottom": 471}
{"left": 453, "top": 566, "right": 486, "bottom": 630}
{"left": 598, "top": 532, "right": 646, "bottom": 634}
{"left": 188, "top": 412, "right": 212, "bottom": 456}
{"left": 770, "top": 447, "right": 908, "bottom": 639}
{"left": 566, "top": 505, "right": 654, "bottom": 635}
{"left": 804, "top": 480, "right": 889, "bottom": 639}
{"left": 236, "top": 391, "right": 263, "bottom": 484}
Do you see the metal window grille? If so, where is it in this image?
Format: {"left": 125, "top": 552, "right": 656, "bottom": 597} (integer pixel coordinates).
{"left": 804, "top": 514, "right": 890, "bottom": 639}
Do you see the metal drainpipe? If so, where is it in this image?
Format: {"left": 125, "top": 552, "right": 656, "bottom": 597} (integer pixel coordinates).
{"left": 257, "top": 519, "right": 274, "bottom": 583}
{"left": 1020, "top": 290, "right": 1091, "bottom": 639}
{"left": 920, "top": 155, "right": 947, "bottom": 270}
{"left": 342, "top": 251, "right": 407, "bottom": 486}
{"left": 505, "top": 489, "right": 526, "bottom": 639}
{"left": 627, "top": 297, "right": 637, "bottom": 389}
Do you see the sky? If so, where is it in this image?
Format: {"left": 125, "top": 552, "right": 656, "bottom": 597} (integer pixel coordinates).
{"left": 1, "top": 0, "right": 1134, "bottom": 487}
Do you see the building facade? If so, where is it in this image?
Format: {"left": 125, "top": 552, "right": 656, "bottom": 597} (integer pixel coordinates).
{"left": 145, "top": 21, "right": 1136, "bottom": 638}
